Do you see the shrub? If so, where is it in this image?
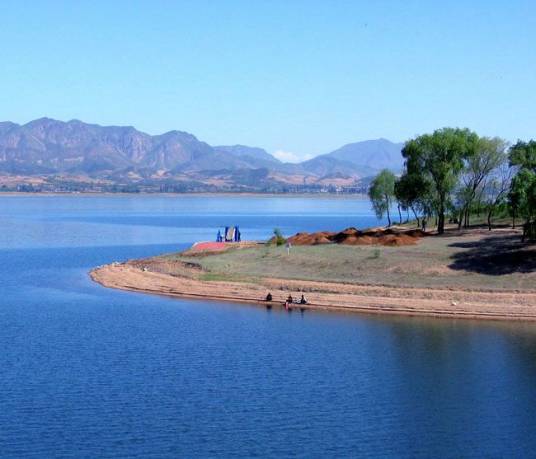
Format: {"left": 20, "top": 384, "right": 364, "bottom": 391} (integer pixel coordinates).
{"left": 273, "top": 228, "right": 286, "bottom": 246}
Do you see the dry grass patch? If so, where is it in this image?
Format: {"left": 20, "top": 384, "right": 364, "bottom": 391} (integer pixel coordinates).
{"left": 151, "top": 229, "right": 536, "bottom": 292}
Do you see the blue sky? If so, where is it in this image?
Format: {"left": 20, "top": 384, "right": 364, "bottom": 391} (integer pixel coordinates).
{"left": 1, "top": 1, "right": 535, "bottom": 161}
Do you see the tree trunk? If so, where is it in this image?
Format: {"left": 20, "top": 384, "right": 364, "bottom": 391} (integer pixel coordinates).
{"left": 411, "top": 207, "right": 420, "bottom": 228}
{"left": 384, "top": 194, "right": 392, "bottom": 227}
{"left": 397, "top": 203, "right": 402, "bottom": 224}
{"left": 438, "top": 213, "right": 445, "bottom": 234}
{"left": 512, "top": 209, "right": 516, "bottom": 229}
{"left": 437, "top": 197, "right": 445, "bottom": 234}
{"left": 487, "top": 208, "right": 493, "bottom": 231}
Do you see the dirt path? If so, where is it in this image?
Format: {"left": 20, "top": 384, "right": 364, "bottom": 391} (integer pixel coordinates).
{"left": 90, "top": 263, "right": 536, "bottom": 321}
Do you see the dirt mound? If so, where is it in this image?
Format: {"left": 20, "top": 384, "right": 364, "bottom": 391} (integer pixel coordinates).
{"left": 405, "top": 229, "right": 427, "bottom": 238}
{"left": 310, "top": 234, "right": 332, "bottom": 245}
{"left": 341, "top": 235, "right": 376, "bottom": 245}
{"left": 192, "top": 242, "right": 228, "bottom": 252}
{"left": 287, "top": 232, "right": 312, "bottom": 245}
{"left": 287, "top": 232, "right": 335, "bottom": 245}
{"left": 362, "top": 228, "right": 386, "bottom": 237}
{"left": 288, "top": 227, "right": 425, "bottom": 247}
{"left": 331, "top": 227, "right": 360, "bottom": 243}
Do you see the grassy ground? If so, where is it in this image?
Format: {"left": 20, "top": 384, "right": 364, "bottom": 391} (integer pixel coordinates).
{"left": 399, "top": 212, "right": 513, "bottom": 230}
{"left": 158, "top": 228, "right": 536, "bottom": 291}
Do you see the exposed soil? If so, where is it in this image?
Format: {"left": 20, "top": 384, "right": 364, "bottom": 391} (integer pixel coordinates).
{"left": 287, "top": 227, "right": 427, "bottom": 247}
{"left": 181, "top": 240, "right": 262, "bottom": 256}
{"left": 90, "top": 261, "right": 536, "bottom": 321}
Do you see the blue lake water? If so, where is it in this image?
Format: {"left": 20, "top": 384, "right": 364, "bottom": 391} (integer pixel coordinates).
{"left": 1, "top": 194, "right": 536, "bottom": 458}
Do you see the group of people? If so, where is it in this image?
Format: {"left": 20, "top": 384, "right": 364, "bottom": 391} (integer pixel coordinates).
{"left": 265, "top": 292, "right": 307, "bottom": 309}
{"left": 216, "top": 226, "right": 241, "bottom": 243}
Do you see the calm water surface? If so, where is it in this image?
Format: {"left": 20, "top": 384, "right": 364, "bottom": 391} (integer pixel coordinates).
{"left": 1, "top": 195, "right": 535, "bottom": 458}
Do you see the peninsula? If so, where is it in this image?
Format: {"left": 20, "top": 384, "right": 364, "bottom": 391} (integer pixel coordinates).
{"left": 91, "top": 226, "right": 536, "bottom": 321}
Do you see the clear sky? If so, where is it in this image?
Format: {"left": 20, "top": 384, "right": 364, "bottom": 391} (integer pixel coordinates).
{"left": 1, "top": 1, "right": 534, "bottom": 161}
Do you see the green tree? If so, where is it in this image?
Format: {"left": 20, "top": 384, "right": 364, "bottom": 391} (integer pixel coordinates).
{"left": 402, "top": 128, "right": 479, "bottom": 234}
{"left": 369, "top": 169, "right": 396, "bottom": 226}
{"left": 456, "top": 137, "right": 508, "bottom": 228}
{"left": 509, "top": 140, "right": 536, "bottom": 170}
{"left": 509, "top": 140, "right": 536, "bottom": 240}
{"left": 394, "top": 173, "right": 432, "bottom": 228}
{"left": 482, "top": 158, "right": 512, "bottom": 230}
{"left": 508, "top": 174, "right": 525, "bottom": 228}
{"left": 517, "top": 170, "right": 536, "bottom": 241}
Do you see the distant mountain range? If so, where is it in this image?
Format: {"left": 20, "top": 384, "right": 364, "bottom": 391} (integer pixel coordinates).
{"left": 0, "top": 118, "right": 404, "bottom": 192}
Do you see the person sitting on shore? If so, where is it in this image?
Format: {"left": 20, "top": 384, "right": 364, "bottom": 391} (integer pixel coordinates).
{"left": 265, "top": 292, "right": 273, "bottom": 302}
{"left": 300, "top": 294, "right": 307, "bottom": 305}
{"left": 285, "top": 295, "right": 294, "bottom": 310}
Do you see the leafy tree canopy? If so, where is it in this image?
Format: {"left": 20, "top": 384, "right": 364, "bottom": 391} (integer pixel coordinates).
{"left": 369, "top": 169, "right": 396, "bottom": 225}
{"left": 509, "top": 140, "right": 536, "bottom": 171}
{"left": 402, "top": 127, "right": 479, "bottom": 233}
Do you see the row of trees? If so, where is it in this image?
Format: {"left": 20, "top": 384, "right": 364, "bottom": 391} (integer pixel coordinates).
{"left": 368, "top": 128, "right": 536, "bottom": 239}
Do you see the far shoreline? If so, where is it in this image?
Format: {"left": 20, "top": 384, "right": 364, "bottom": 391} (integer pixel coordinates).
{"left": 0, "top": 191, "right": 369, "bottom": 199}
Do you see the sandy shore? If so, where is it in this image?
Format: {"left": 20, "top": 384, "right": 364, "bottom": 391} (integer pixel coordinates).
{"left": 90, "top": 262, "right": 536, "bottom": 321}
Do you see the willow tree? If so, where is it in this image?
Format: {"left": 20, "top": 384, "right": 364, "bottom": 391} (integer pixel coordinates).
{"left": 509, "top": 140, "right": 536, "bottom": 240}
{"left": 394, "top": 172, "right": 432, "bottom": 228}
{"left": 482, "top": 157, "right": 512, "bottom": 230}
{"left": 457, "top": 137, "right": 508, "bottom": 228}
{"left": 402, "top": 128, "right": 479, "bottom": 234}
{"left": 369, "top": 169, "right": 396, "bottom": 226}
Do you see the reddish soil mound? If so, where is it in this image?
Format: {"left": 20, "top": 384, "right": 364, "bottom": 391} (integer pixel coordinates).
{"left": 331, "top": 227, "right": 360, "bottom": 243}
{"left": 319, "top": 231, "right": 337, "bottom": 238}
{"left": 311, "top": 235, "right": 332, "bottom": 245}
{"left": 191, "top": 242, "right": 228, "bottom": 252}
{"left": 287, "top": 232, "right": 312, "bottom": 245}
{"left": 362, "top": 228, "right": 385, "bottom": 237}
{"left": 405, "top": 229, "right": 427, "bottom": 238}
{"left": 288, "top": 227, "right": 425, "bottom": 247}
{"left": 340, "top": 235, "right": 375, "bottom": 245}
{"left": 287, "top": 232, "right": 335, "bottom": 245}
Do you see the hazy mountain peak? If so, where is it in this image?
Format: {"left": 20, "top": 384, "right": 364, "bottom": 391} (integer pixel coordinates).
{"left": 299, "top": 138, "right": 404, "bottom": 178}
{"left": 24, "top": 117, "right": 57, "bottom": 127}
{"left": 0, "top": 121, "right": 19, "bottom": 131}
{"left": 215, "top": 145, "right": 280, "bottom": 163}
{"left": 0, "top": 117, "right": 404, "bottom": 191}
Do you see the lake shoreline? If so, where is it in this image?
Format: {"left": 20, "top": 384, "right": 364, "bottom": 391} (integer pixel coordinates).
{"left": 90, "top": 260, "right": 536, "bottom": 322}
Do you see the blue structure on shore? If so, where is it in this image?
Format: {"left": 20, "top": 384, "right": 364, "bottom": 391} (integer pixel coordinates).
{"left": 217, "top": 226, "right": 241, "bottom": 242}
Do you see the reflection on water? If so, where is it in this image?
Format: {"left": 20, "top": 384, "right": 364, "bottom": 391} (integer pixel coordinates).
{"left": 0, "top": 195, "right": 535, "bottom": 458}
